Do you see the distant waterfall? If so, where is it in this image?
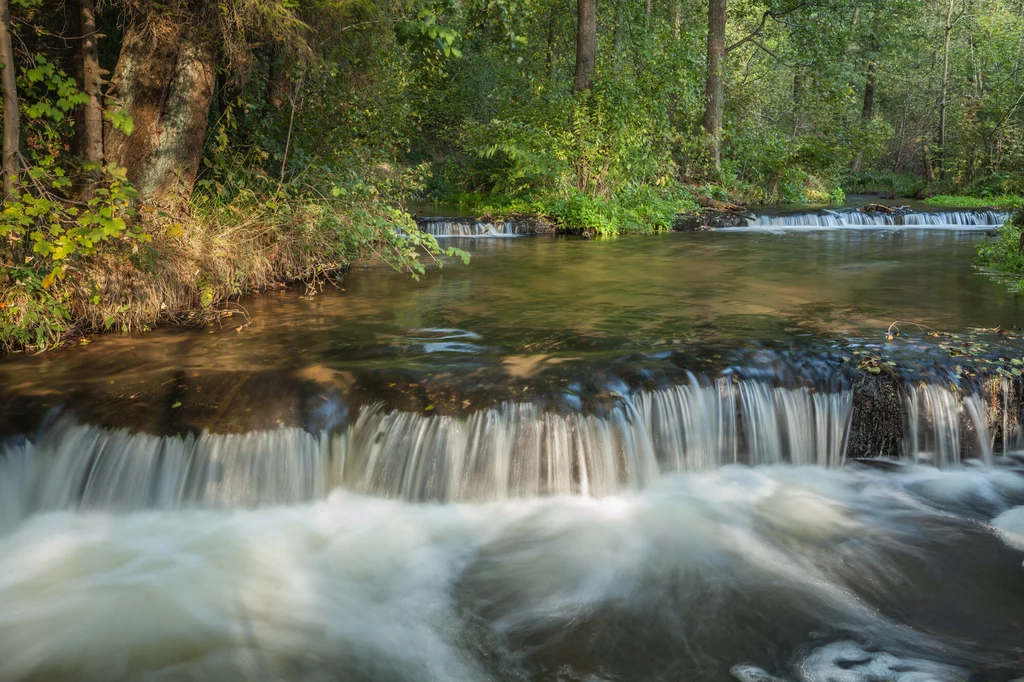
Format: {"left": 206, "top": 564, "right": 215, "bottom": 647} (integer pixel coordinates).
{"left": 741, "top": 209, "right": 1008, "bottom": 230}
{"left": 415, "top": 218, "right": 525, "bottom": 237}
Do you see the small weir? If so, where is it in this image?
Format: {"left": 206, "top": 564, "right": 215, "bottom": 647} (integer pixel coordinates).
{"left": 740, "top": 208, "right": 1008, "bottom": 230}
{"left": 414, "top": 217, "right": 537, "bottom": 237}
{"left": 2, "top": 374, "right": 1014, "bottom": 524}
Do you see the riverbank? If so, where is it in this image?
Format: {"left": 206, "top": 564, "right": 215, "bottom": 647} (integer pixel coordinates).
{"left": 0, "top": 193, "right": 465, "bottom": 354}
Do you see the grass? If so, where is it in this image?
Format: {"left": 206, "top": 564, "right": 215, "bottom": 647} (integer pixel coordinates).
{"left": 925, "top": 195, "right": 1024, "bottom": 209}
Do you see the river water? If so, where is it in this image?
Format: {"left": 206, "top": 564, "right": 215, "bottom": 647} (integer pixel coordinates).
{"left": 1, "top": 207, "right": 1023, "bottom": 681}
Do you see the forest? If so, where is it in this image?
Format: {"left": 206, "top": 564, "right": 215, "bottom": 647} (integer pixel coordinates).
{"left": 0, "top": 0, "right": 1023, "bottom": 351}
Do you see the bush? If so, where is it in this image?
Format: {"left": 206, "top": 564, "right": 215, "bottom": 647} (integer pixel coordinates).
{"left": 976, "top": 208, "right": 1024, "bottom": 293}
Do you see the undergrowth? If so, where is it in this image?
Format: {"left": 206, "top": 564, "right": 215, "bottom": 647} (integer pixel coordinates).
{"left": 975, "top": 208, "right": 1024, "bottom": 294}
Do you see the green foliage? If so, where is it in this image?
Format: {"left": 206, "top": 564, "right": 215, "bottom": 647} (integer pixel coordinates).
{"left": 926, "top": 195, "right": 1024, "bottom": 209}
{"left": 843, "top": 172, "right": 928, "bottom": 198}
{"left": 975, "top": 209, "right": 1024, "bottom": 294}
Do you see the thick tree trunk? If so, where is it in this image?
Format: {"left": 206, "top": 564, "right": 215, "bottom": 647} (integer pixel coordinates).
{"left": 104, "top": 15, "right": 216, "bottom": 203}
{"left": 703, "top": 0, "right": 726, "bottom": 169}
{"left": 938, "top": 0, "right": 955, "bottom": 180}
{"left": 79, "top": 0, "right": 104, "bottom": 180}
{"left": 0, "top": 0, "right": 19, "bottom": 200}
{"left": 574, "top": 0, "right": 596, "bottom": 92}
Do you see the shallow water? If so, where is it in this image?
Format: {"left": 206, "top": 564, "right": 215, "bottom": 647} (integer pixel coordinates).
{"left": 2, "top": 213, "right": 1024, "bottom": 682}
{"left": 2, "top": 229, "right": 1021, "bottom": 409}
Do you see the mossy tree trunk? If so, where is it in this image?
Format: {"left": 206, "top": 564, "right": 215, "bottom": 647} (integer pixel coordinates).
{"left": 78, "top": 0, "right": 104, "bottom": 190}
{"left": 103, "top": 11, "right": 217, "bottom": 204}
{"left": 574, "top": 0, "right": 596, "bottom": 91}
{"left": 703, "top": 0, "right": 726, "bottom": 170}
{"left": 0, "top": 0, "right": 19, "bottom": 201}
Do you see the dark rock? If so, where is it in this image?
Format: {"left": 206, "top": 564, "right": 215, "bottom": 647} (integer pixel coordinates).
{"left": 673, "top": 209, "right": 752, "bottom": 231}
{"left": 847, "top": 372, "right": 905, "bottom": 458}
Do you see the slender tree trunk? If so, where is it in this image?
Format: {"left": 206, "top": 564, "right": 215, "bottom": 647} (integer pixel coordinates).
{"left": 672, "top": 0, "right": 682, "bottom": 38}
{"left": 851, "top": 17, "right": 880, "bottom": 173}
{"left": 574, "top": 0, "right": 596, "bottom": 91}
{"left": 0, "top": 0, "right": 19, "bottom": 200}
{"left": 545, "top": 10, "right": 557, "bottom": 84}
{"left": 938, "top": 0, "right": 955, "bottom": 180}
{"left": 268, "top": 51, "right": 292, "bottom": 111}
{"left": 79, "top": 0, "right": 104, "bottom": 181}
{"left": 645, "top": 0, "right": 652, "bottom": 19}
{"left": 703, "top": 0, "right": 726, "bottom": 169}
{"left": 104, "top": 13, "right": 217, "bottom": 203}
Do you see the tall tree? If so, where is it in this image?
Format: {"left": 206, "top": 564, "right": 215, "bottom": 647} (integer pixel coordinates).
{"left": 852, "top": 12, "right": 881, "bottom": 173}
{"left": 103, "top": 7, "right": 217, "bottom": 202}
{"left": 574, "top": 0, "right": 596, "bottom": 91}
{"left": 0, "top": 0, "right": 19, "bottom": 199}
{"left": 938, "top": 0, "right": 958, "bottom": 180}
{"left": 703, "top": 0, "right": 726, "bottom": 169}
{"left": 78, "top": 0, "right": 104, "bottom": 181}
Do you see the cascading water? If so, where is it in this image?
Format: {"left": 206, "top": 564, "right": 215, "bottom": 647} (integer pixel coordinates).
{"left": 415, "top": 218, "right": 524, "bottom": 237}
{"left": 904, "top": 383, "right": 993, "bottom": 466}
{"left": 2, "top": 375, "right": 1007, "bottom": 531}
{"left": 3, "top": 223, "right": 1024, "bottom": 682}
{"left": 739, "top": 208, "right": 1008, "bottom": 230}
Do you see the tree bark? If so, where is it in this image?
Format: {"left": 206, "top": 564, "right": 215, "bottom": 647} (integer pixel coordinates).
{"left": 104, "top": 13, "right": 217, "bottom": 203}
{"left": 574, "top": 0, "right": 596, "bottom": 92}
{"left": 703, "top": 0, "right": 726, "bottom": 169}
{"left": 938, "top": 0, "right": 955, "bottom": 180}
{"left": 851, "top": 17, "right": 879, "bottom": 173}
{"left": 0, "top": 0, "right": 19, "bottom": 200}
{"left": 78, "top": 0, "right": 104, "bottom": 179}
{"left": 268, "top": 51, "right": 292, "bottom": 111}
{"left": 645, "top": 0, "right": 652, "bottom": 19}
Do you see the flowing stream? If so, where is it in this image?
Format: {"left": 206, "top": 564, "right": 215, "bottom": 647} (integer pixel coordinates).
{"left": 2, "top": 205, "right": 1024, "bottom": 681}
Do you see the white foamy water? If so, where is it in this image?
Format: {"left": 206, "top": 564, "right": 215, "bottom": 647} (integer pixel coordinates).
{"left": 2, "top": 379, "right": 1004, "bottom": 527}
{"left": 417, "top": 219, "right": 523, "bottom": 238}
{"left": 731, "top": 209, "right": 1008, "bottom": 232}
{"left": 0, "top": 464, "right": 1021, "bottom": 682}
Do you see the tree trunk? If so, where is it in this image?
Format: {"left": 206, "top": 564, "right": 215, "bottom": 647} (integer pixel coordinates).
{"left": 0, "top": 0, "right": 19, "bottom": 200}
{"left": 645, "top": 0, "right": 652, "bottom": 19}
{"left": 851, "top": 21, "right": 879, "bottom": 173}
{"left": 938, "top": 0, "right": 955, "bottom": 180}
{"left": 703, "top": 0, "right": 726, "bottom": 169}
{"left": 574, "top": 0, "right": 596, "bottom": 91}
{"left": 268, "top": 51, "right": 292, "bottom": 111}
{"left": 672, "top": 0, "right": 682, "bottom": 38}
{"left": 78, "top": 0, "right": 104, "bottom": 181}
{"left": 104, "top": 14, "right": 217, "bottom": 203}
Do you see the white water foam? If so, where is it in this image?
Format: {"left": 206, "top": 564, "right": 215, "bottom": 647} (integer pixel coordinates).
{"left": 732, "top": 209, "right": 1008, "bottom": 232}
{"left": 0, "top": 465, "right": 1018, "bottom": 681}
{"left": 417, "top": 219, "right": 523, "bottom": 238}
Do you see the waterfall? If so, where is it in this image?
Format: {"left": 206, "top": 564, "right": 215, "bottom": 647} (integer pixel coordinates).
{"left": 740, "top": 209, "right": 1008, "bottom": 230}
{"left": 415, "top": 218, "right": 524, "bottom": 237}
{"left": 1, "top": 376, "right": 1009, "bottom": 523}
{"left": 904, "top": 383, "right": 993, "bottom": 466}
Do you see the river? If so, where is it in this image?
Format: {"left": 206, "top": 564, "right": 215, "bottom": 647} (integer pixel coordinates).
{"left": 0, "top": 205, "right": 1022, "bottom": 681}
